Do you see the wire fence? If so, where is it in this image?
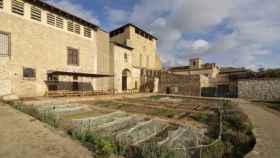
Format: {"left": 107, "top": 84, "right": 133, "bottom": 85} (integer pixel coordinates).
{"left": 172, "top": 102, "right": 225, "bottom": 158}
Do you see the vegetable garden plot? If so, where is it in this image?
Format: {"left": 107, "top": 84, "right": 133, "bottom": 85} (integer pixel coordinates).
{"left": 93, "top": 115, "right": 147, "bottom": 136}
{"left": 116, "top": 119, "right": 169, "bottom": 146}
{"left": 140, "top": 124, "right": 179, "bottom": 144}
{"left": 72, "top": 111, "right": 130, "bottom": 130}
{"left": 157, "top": 126, "right": 207, "bottom": 158}
{"left": 37, "top": 104, "right": 84, "bottom": 113}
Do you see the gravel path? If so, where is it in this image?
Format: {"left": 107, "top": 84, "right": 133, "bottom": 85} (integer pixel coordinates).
{"left": 0, "top": 103, "right": 93, "bottom": 158}
{"left": 237, "top": 99, "right": 280, "bottom": 158}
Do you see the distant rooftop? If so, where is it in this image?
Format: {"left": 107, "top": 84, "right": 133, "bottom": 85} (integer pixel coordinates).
{"left": 220, "top": 67, "right": 249, "bottom": 74}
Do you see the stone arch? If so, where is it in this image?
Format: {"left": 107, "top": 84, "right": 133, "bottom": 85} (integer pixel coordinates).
{"left": 122, "top": 69, "right": 131, "bottom": 91}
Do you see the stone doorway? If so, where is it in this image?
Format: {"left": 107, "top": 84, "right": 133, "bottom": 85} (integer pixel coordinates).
{"left": 122, "top": 69, "right": 131, "bottom": 91}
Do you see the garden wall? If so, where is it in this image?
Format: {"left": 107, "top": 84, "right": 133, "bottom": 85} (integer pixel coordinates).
{"left": 159, "top": 72, "right": 201, "bottom": 96}
{"left": 238, "top": 78, "right": 280, "bottom": 101}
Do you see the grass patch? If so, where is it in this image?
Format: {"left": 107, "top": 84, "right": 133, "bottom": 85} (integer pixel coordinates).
{"left": 147, "top": 108, "right": 177, "bottom": 118}
{"left": 149, "top": 95, "right": 166, "bottom": 100}
{"left": 95, "top": 101, "right": 130, "bottom": 110}
{"left": 63, "top": 111, "right": 103, "bottom": 120}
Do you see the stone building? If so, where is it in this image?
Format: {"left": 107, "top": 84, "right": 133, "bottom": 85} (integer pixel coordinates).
{"left": 169, "top": 58, "right": 220, "bottom": 78}
{"left": 110, "top": 24, "right": 162, "bottom": 93}
{"left": 0, "top": 0, "right": 162, "bottom": 97}
{"left": 167, "top": 58, "right": 251, "bottom": 97}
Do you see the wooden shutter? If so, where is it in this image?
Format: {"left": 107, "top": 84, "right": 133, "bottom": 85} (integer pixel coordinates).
{"left": 56, "top": 16, "right": 64, "bottom": 29}
{"left": 0, "top": 32, "right": 10, "bottom": 56}
{"left": 0, "top": 0, "right": 3, "bottom": 9}
{"left": 12, "top": 0, "right": 24, "bottom": 15}
{"left": 74, "top": 24, "right": 80, "bottom": 34}
{"left": 67, "top": 21, "right": 74, "bottom": 32}
{"left": 67, "top": 48, "right": 79, "bottom": 65}
{"left": 47, "top": 13, "right": 55, "bottom": 26}
{"left": 31, "top": 6, "right": 41, "bottom": 21}
{"left": 84, "top": 27, "right": 91, "bottom": 38}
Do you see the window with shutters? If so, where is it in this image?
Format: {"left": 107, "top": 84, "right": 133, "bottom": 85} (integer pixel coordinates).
{"left": 31, "top": 6, "right": 41, "bottom": 21}
{"left": 67, "top": 48, "right": 79, "bottom": 66}
{"left": 0, "top": 0, "right": 3, "bottom": 9}
{"left": 0, "top": 32, "right": 10, "bottom": 57}
{"left": 47, "top": 13, "right": 55, "bottom": 26}
{"left": 84, "top": 27, "right": 91, "bottom": 38}
{"left": 74, "top": 24, "right": 80, "bottom": 34}
{"left": 23, "top": 67, "right": 36, "bottom": 79}
{"left": 67, "top": 21, "right": 74, "bottom": 32}
{"left": 56, "top": 16, "right": 64, "bottom": 29}
{"left": 12, "top": 0, "right": 24, "bottom": 16}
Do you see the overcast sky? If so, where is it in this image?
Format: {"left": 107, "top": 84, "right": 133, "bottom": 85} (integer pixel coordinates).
{"left": 48, "top": 0, "right": 280, "bottom": 69}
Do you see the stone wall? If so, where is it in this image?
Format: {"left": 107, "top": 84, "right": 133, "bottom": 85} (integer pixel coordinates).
{"left": 159, "top": 72, "right": 201, "bottom": 96}
{"left": 238, "top": 78, "right": 280, "bottom": 101}
{"left": 0, "top": 3, "right": 111, "bottom": 97}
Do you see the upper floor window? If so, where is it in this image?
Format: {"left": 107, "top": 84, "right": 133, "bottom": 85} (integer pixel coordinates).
{"left": 56, "top": 16, "right": 64, "bottom": 29}
{"left": 74, "top": 24, "right": 81, "bottom": 34}
{"left": 146, "top": 56, "right": 149, "bottom": 67}
{"left": 139, "top": 54, "right": 143, "bottom": 67}
{"left": 84, "top": 27, "right": 92, "bottom": 38}
{"left": 124, "top": 53, "right": 128, "bottom": 63}
{"left": 31, "top": 6, "right": 41, "bottom": 22}
{"left": 0, "top": 32, "right": 10, "bottom": 57}
{"left": 12, "top": 0, "right": 24, "bottom": 16}
{"left": 67, "top": 21, "right": 74, "bottom": 32}
{"left": 23, "top": 67, "right": 36, "bottom": 79}
{"left": 67, "top": 48, "right": 79, "bottom": 66}
{"left": 47, "top": 13, "right": 55, "bottom": 26}
{"left": 0, "top": 0, "right": 3, "bottom": 9}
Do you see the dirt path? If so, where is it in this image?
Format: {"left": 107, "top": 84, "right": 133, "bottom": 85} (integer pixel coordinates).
{"left": 236, "top": 99, "right": 280, "bottom": 158}
{"left": 0, "top": 103, "right": 93, "bottom": 158}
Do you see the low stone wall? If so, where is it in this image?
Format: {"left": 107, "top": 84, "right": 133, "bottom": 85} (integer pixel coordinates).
{"left": 159, "top": 73, "right": 201, "bottom": 96}
{"left": 238, "top": 78, "right": 280, "bottom": 101}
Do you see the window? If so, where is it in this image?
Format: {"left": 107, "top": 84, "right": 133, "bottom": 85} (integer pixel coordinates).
{"left": 67, "top": 21, "right": 74, "bottom": 32}
{"left": 23, "top": 67, "right": 36, "bottom": 79}
{"left": 74, "top": 24, "right": 80, "bottom": 34}
{"left": 47, "top": 13, "right": 55, "bottom": 26}
{"left": 73, "top": 75, "right": 78, "bottom": 80}
{"left": 31, "top": 6, "right": 41, "bottom": 21}
{"left": 12, "top": 0, "right": 24, "bottom": 16}
{"left": 56, "top": 16, "right": 64, "bottom": 29}
{"left": 0, "top": 32, "right": 10, "bottom": 56}
{"left": 67, "top": 48, "right": 79, "bottom": 66}
{"left": 84, "top": 27, "right": 91, "bottom": 38}
{"left": 139, "top": 54, "right": 143, "bottom": 66}
{"left": 0, "top": 0, "right": 3, "bottom": 9}
{"left": 124, "top": 53, "right": 128, "bottom": 63}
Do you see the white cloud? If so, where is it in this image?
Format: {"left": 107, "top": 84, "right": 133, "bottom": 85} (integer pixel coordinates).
{"left": 49, "top": 0, "right": 280, "bottom": 69}
{"left": 107, "top": 8, "right": 129, "bottom": 24}
{"left": 115, "top": 0, "right": 280, "bottom": 68}
{"left": 48, "top": 0, "right": 100, "bottom": 25}
{"left": 192, "top": 40, "right": 209, "bottom": 50}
